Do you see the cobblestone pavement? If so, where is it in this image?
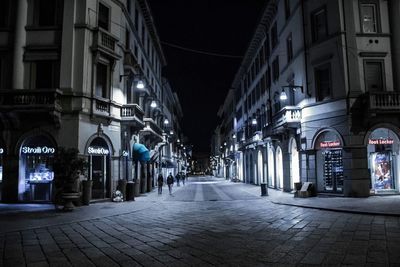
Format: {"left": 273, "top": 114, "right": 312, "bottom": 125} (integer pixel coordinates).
{"left": 1, "top": 176, "right": 400, "bottom": 266}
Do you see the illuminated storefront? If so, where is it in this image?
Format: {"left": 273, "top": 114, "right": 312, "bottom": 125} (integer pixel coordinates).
{"left": 289, "top": 138, "right": 300, "bottom": 190}
{"left": 267, "top": 144, "right": 275, "bottom": 187}
{"left": 0, "top": 147, "right": 4, "bottom": 200}
{"left": 315, "top": 131, "right": 344, "bottom": 193}
{"left": 18, "top": 135, "right": 56, "bottom": 202}
{"left": 367, "top": 128, "right": 399, "bottom": 194}
{"left": 87, "top": 137, "right": 111, "bottom": 199}
{"left": 276, "top": 146, "right": 283, "bottom": 189}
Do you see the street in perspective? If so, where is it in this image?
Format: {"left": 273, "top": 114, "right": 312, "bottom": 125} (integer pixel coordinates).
{"left": 1, "top": 175, "right": 400, "bottom": 266}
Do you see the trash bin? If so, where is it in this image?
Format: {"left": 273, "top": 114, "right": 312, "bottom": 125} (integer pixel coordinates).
{"left": 126, "top": 181, "right": 135, "bottom": 201}
{"left": 261, "top": 183, "right": 268, "bottom": 196}
{"left": 81, "top": 180, "right": 93, "bottom": 205}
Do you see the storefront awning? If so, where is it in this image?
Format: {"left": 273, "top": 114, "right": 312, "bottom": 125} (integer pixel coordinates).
{"left": 132, "top": 143, "right": 150, "bottom": 162}
{"left": 162, "top": 158, "right": 177, "bottom": 168}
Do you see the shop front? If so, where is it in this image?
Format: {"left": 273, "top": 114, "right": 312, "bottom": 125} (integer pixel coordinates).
{"left": 315, "top": 131, "right": 344, "bottom": 193}
{"left": 0, "top": 146, "right": 4, "bottom": 200}
{"left": 267, "top": 144, "right": 275, "bottom": 188}
{"left": 87, "top": 137, "right": 111, "bottom": 199}
{"left": 367, "top": 127, "right": 399, "bottom": 194}
{"left": 289, "top": 138, "right": 300, "bottom": 190}
{"left": 18, "top": 135, "right": 56, "bottom": 202}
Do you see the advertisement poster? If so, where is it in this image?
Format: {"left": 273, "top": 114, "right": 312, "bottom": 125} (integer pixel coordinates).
{"left": 371, "top": 152, "right": 394, "bottom": 190}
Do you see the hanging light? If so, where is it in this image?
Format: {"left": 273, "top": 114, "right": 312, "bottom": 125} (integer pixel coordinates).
{"left": 163, "top": 118, "right": 169, "bottom": 125}
{"left": 169, "top": 130, "right": 174, "bottom": 135}
{"left": 232, "top": 134, "right": 236, "bottom": 139}
{"left": 251, "top": 118, "right": 257, "bottom": 125}
{"left": 150, "top": 100, "right": 157, "bottom": 108}
{"left": 136, "top": 80, "right": 145, "bottom": 89}
{"left": 280, "top": 89, "right": 288, "bottom": 101}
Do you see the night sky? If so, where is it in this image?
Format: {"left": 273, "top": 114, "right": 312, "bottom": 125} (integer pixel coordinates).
{"left": 147, "top": 1, "right": 266, "bottom": 153}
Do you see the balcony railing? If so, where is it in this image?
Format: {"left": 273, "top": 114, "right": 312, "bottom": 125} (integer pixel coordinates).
{"left": 121, "top": 104, "right": 144, "bottom": 122}
{"left": 0, "top": 89, "right": 62, "bottom": 111}
{"left": 143, "top": 118, "right": 163, "bottom": 137}
{"left": 273, "top": 106, "right": 301, "bottom": 128}
{"left": 367, "top": 91, "right": 400, "bottom": 111}
{"left": 93, "top": 28, "right": 118, "bottom": 56}
{"left": 92, "top": 98, "right": 110, "bottom": 116}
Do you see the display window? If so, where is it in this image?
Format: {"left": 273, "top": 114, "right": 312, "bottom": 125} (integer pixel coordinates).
{"left": 87, "top": 137, "right": 111, "bottom": 199}
{"left": 19, "top": 135, "right": 55, "bottom": 202}
{"left": 315, "top": 131, "right": 344, "bottom": 193}
{"left": 367, "top": 128, "right": 399, "bottom": 193}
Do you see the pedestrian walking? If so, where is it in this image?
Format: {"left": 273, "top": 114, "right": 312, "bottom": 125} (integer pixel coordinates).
{"left": 167, "top": 172, "right": 174, "bottom": 195}
{"left": 181, "top": 172, "right": 186, "bottom": 186}
{"left": 157, "top": 173, "right": 164, "bottom": 195}
{"left": 176, "top": 172, "right": 180, "bottom": 187}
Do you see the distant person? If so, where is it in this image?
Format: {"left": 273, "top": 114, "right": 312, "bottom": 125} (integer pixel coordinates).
{"left": 167, "top": 172, "right": 174, "bottom": 195}
{"left": 157, "top": 173, "right": 164, "bottom": 195}
{"left": 176, "top": 172, "right": 181, "bottom": 187}
{"left": 181, "top": 172, "right": 186, "bottom": 185}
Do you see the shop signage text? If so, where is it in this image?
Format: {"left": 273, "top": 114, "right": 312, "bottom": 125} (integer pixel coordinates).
{"left": 368, "top": 139, "right": 394, "bottom": 145}
{"left": 88, "top": 146, "right": 109, "bottom": 155}
{"left": 320, "top": 141, "right": 341, "bottom": 148}
{"left": 21, "top": 146, "right": 55, "bottom": 154}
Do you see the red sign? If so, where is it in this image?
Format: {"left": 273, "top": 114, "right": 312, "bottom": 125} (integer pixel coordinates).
{"left": 368, "top": 139, "right": 394, "bottom": 145}
{"left": 320, "top": 141, "right": 341, "bottom": 148}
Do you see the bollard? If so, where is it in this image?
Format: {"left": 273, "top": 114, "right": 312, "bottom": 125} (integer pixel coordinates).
{"left": 261, "top": 183, "right": 268, "bottom": 196}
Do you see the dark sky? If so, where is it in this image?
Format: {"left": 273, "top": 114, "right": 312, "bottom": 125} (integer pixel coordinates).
{"left": 147, "top": 0, "right": 266, "bottom": 153}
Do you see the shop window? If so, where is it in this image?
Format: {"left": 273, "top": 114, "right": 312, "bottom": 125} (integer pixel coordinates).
{"left": 315, "top": 64, "right": 331, "bottom": 101}
{"left": 286, "top": 33, "right": 293, "bottom": 63}
{"left": 360, "top": 1, "right": 379, "bottom": 33}
{"left": 98, "top": 2, "right": 110, "bottom": 31}
{"left": 311, "top": 6, "right": 328, "bottom": 43}
{"left": 364, "top": 60, "right": 384, "bottom": 92}
{"left": 96, "top": 62, "right": 109, "bottom": 98}
{"left": 271, "top": 23, "right": 278, "bottom": 49}
{"left": 34, "top": 0, "right": 63, "bottom": 27}
{"left": 32, "top": 61, "right": 60, "bottom": 89}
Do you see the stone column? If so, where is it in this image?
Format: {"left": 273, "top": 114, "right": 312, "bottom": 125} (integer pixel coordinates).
{"left": 60, "top": 0, "right": 76, "bottom": 90}
{"left": 2, "top": 155, "right": 19, "bottom": 202}
{"left": 389, "top": 0, "right": 400, "bottom": 90}
{"left": 13, "top": 0, "right": 28, "bottom": 89}
{"left": 343, "top": 146, "right": 370, "bottom": 197}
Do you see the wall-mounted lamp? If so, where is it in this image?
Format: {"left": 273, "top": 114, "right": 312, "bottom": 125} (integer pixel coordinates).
{"left": 251, "top": 118, "right": 257, "bottom": 125}
{"left": 163, "top": 118, "right": 169, "bottom": 125}
{"left": 169, "top": 130, "right": 174, "bottom": 135}
{"left": 150, "top": 100, "right": 157, "bottom": 108}
{"left": 280, "top": 85, "right": 303, "bottom": 101}
{"left": 232, "top": 134, "right": 236, "bottom": 139}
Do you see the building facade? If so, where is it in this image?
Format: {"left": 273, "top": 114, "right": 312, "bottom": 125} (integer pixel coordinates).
{"left": 214, "top": 0, "right": 400, "bottom": 197}
{"left": 0, "top": 0, "right": 185, "bottom": 203}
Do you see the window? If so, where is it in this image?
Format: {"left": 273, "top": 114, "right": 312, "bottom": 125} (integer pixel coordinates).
{"left": 311, "top": 7, "right": 328, "bottom": 42}
{"left": 265, "top": 34, "right": 270, "bottom": 60}
{"left": 285, "top": 0, "right": 290, "bottom": 20}
{"left": 315, "top": 64, "right": 331, "bottom": 101}
{"left": 34, "top": 0, "right": 63, "bottom": 27}
{"left": 125, "top": 29, "right": 130, "bottom": 50}
{"left": 271, "top": 23, "right": 278, "bottom": 49}
{"left": 364, "top": 61, "right": 384, "bottom": 92}
{"left": 96, "top": 63, "right": 109, "bottom": 98}
{"left": 287, "top": 33, "right": 293, "bottom": 63}
{"left": 360, "top": 1, "right": 378, "bottom": 33}
{"left": 0, "top": 0, "right": 10, "bottom": 28}
{"left": 32, "top": 61, "right": 60, "bottom": 89}
{"left": 127, "top": 0, "right": 131, "bottom": 14}
{"left": 272, "top": 57, "right": 280, "bottom": 81}
{"left": 98, "top": 3, "right": 109, "bottom": 30}
{"left": 134, "top": 5, "right": 139, "bottom": 31}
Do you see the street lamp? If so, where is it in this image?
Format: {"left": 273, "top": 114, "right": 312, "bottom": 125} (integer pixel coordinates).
{"left": 251, "top": 118, "right": 257, "bottom": 125}
{"left": 150, "top": 100, "right": 157, "bottom": 108}
{"left": 163, "top": 118, "right": 169, "bottom": 125}
{"left": 280, "top": 85, "right": 303, "bottom": 101}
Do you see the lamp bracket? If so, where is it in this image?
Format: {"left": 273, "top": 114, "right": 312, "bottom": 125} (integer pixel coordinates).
{"left": 282, "top": 85, "right": 303, "bottom": 93}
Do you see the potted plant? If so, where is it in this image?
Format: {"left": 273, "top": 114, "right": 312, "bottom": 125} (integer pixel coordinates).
{"left": 53, "top": 147, "right": 87, "bottom": 211}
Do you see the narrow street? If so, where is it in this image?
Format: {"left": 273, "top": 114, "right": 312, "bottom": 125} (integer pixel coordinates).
{"left": 1, "top": 176, "right": 399, "bottom": 266}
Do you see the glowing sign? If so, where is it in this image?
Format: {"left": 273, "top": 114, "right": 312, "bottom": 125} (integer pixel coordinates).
{"left": 368, "top": 139, "right": 394, "bottom": 145}
{"left": 320, "top": 141, "right": 341, "bottom": 148}
{"left": 88, "top": 146, "right": 109, "bottom": 155}
{"left": 21, "top": 146, "right": 55, "bottom": 154}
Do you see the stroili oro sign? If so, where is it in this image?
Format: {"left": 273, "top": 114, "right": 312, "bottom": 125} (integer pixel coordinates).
{"left": 368, "top": 138, "right": 394, "bottom": 145}
{"left": 21, "top": 146, "right": 55, "bottom": 154}
{"left": 88, "top": 146, "right": 110, "bottom": 155}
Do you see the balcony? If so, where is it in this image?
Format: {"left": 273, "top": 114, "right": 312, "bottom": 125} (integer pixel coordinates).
{"left": 121, "top": 104, "right": 145, "bottom": 129}
{"left": 124, "top": 50, "right": 138, "bottom": 70}
{"left": 272, "top": 106, "right": 301, "bottom": 130}
{"left": 0, "top": 89, "right": 62, "bottom": 127}
{"left": 366, "top": 91, "right": 400, "bottom": 113}
{"left": 140, "top": 118, "right": 164, "bottom": 142}
{"left": 92, "top": 28, "right": 119, "bottom": 60}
